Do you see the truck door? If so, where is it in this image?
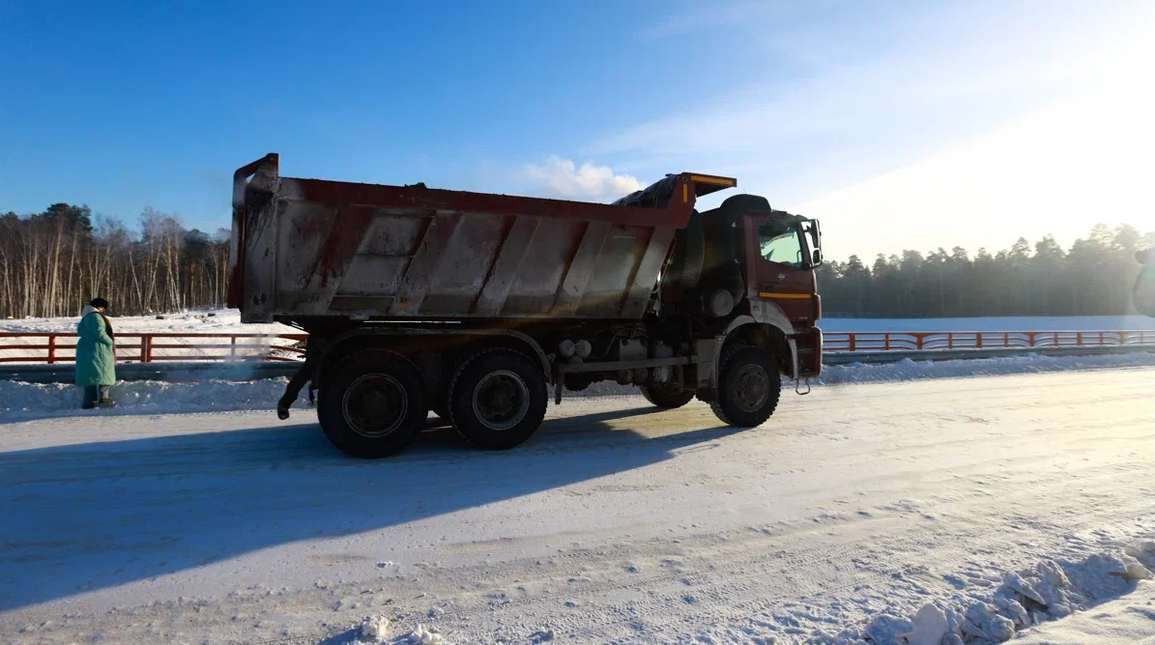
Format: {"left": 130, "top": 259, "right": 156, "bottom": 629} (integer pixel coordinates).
{"left": 742, "top": 214, "right": 818, "bottom": 325}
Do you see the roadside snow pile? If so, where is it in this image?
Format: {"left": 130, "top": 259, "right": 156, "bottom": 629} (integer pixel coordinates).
{"left": 817, "top": 352, "right": 1155, "bottom": 385}
{"left": 356, "top": 615, "right": 392, "bottom": 642}
{"left": 797, "top": 542, "right": 1155, "bottom": 645}
{"left": 0, "top": 377, "right": 303, "bottom": 420}
{"left": 403, "top": 624, "right": 453, "bottom": 645}
{"left": 349, "top": 617, "right": 453, "bottom": 645}
{"left": 1013, "top": 578, "right": 1155, "bottom": 644}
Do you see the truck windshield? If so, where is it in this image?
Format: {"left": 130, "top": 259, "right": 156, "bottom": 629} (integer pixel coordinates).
{"left": 759, "top": 222, "right": 804, "bottom": 268}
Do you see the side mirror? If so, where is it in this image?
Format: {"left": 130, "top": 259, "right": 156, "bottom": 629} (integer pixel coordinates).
{"left": 811, "top": 249, "right": 823, "bottom": 267}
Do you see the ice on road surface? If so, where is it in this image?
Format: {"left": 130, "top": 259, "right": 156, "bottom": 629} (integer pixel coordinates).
{"left": 2, "top": 368, "right": 1154, "bottom": 644}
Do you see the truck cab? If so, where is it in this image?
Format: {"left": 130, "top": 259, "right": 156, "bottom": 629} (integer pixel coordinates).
{"left": 647, "top": 184, "right": 824, "bottom": 382}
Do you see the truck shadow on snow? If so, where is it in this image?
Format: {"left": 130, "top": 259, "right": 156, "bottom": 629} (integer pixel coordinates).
{"left": 0, "top": 405, "right": 740, "bottom": 611}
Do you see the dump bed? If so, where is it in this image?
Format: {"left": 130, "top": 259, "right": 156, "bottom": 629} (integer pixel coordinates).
{"left": 229, "top": 154, "right": 734, "bottom": 324}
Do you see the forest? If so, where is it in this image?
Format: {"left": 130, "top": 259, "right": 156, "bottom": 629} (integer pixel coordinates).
{"left": 0, "top": 204, "right": 229, "bottom": 318}
{"left": 0, "top": 203, "right": 1151, "bottom": 319}
{"left": 817, "top": 224, "right": 1153, "bottom": 318}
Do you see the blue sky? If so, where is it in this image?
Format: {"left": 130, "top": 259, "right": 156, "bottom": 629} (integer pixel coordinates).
{"left": 2, "top": 0, "right": 1151, "bottom": 258}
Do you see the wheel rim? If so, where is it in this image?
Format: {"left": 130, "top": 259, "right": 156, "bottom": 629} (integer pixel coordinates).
{"left": 342, "top": 373, "right": 408, "bottom": 437}
{"left": 732, "top": 364, "right": 771, "bottom": 412}
{"left": 472, "top": 370, "right": 531, "bottom": 431}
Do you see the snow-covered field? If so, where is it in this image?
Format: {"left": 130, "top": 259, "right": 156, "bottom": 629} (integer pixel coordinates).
{"left": 3, "top": 368, "right": 1155, "bottom": 644}
{"left": 3, "top": 311, "right": 1150, "bottom": 336}
{"left": 0, "top": 310, "right": 298, "bottom": 363}
{"left": 0, "top": 309, "right": 288, "bottom": 335}
{"left": 820, "top": 315, "right": 1154, "bottom": 333}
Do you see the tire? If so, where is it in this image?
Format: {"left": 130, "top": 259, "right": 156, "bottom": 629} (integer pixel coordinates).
{"left": 710, "top": 345, "right": 781, "bottom": 427}
{"left": 317, "top": 351, "right": 427, "bottom": 458}
{"left": 448, "top": 348, "right": 547, "bottom": 450}
{"left": 639, "top": 382, "right": 695, "bottom": 409}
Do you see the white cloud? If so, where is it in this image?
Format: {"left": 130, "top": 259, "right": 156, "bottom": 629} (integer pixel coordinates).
{"left": 521, "top": 155, "right": 643, "bottom": 201}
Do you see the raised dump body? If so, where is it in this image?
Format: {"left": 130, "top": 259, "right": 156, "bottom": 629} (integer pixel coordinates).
{"left": 229, "top": 154, "right": 825, "bottom": 459}
{"left": 229, "top": 154, "right": 733, "bottom": 324}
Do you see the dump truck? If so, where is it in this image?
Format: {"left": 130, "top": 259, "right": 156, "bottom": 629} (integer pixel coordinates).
{"left": 229, "top": 153, "right": 824, "bottom": 457}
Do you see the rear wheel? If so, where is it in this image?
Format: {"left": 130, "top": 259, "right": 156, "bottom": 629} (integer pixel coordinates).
{"left": 449, "top": 348, "right": 547, "bottom": 450}
{"left": 318, "top": 351, "right": 427, "bottom": 458}
{"left": 639, "top": 382, "right": 695, "bottom": 409}
{"left": 710, "top": 345, "right": 781, "bottom": 427}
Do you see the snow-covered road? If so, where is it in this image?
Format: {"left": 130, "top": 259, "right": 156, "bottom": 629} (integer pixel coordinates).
{"left": 3, "top": 368, "right": 1154, "bottom": 644}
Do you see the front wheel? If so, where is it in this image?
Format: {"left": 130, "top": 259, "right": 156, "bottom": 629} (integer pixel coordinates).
{"left": 639, "top": 382, "right": 695, "bottom": 409}
{"left": 448, "top": 348, "right": 547, "bottom": 450}
{"left": 317, "top": 351, "right": 427, "bottom": 458}
{"left": 710, "top": 345, "right": 782, "bottom": 427}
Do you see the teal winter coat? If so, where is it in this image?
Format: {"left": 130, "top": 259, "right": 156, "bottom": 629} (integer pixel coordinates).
{"left": 75, "top": 306, "right": 116, "bottom": 386}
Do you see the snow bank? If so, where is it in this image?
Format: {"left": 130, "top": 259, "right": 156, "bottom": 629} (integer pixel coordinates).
{"left": 793, "top": 542, "right": 1155, "bottom": 645}
{"left": 1013, "top": 579, "right": 1155, "bottom": 645}
{"left": 3, "top": 352, "right": 1154, "bottom": 421}
{"left": 0, "top": 377, "right": 304, "bottom": 421}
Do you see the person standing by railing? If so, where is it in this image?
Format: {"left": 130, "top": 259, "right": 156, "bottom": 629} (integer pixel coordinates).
{"left": 76, "top": 297, "right": 116, "bottom": 409}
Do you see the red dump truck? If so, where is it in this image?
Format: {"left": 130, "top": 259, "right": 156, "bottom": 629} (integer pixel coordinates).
{"left": 229, "top": 153, "right": 824, "bottom": 457}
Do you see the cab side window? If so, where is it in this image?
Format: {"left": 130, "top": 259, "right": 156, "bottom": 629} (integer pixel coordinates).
{"left": 758, "top": 222, "right": 803, "bottom": 269}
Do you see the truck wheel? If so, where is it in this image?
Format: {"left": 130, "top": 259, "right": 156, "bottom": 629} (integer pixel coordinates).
{"left": 639, "top": 382, "right": 695, "bottom": 409}
{"left": 448, "top": 348, "right": 547, "bottom": 450}
{"left": 317, "top": 351, "right": 427, "bottom": 458}
{"left": 710, "top": 345, "right": 781, "bottom": 427}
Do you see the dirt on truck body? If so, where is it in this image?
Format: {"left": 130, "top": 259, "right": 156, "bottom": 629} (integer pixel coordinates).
{"left": 229, "top": 153, "right": 824, "bottom": 457}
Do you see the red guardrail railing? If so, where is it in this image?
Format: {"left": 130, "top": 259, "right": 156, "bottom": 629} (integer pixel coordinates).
{"left": 1, "top": 330, "right": 1153, "bottom": 364}
{"left": 0, "top": 332, "right": 308, "bottom": 364}
{"left": 823, "top": 330, "right": 1155, "bottom": 352}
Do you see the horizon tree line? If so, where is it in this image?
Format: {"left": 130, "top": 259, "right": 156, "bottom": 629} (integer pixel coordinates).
{"left": 0, "top": 203, "right": 1151, "bottom": 319}
{"left": 1, "top": 204, "right": 229, "bottom": 318}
